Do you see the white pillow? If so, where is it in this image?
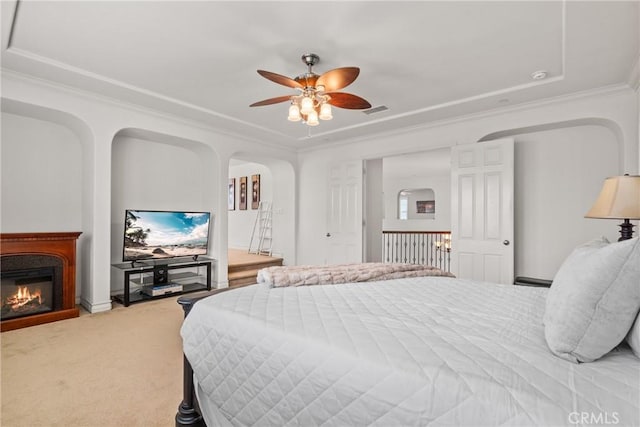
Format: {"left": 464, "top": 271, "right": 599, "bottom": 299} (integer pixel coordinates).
{"left": 626, "top": 312, "right": 640, "bottom": 358}
{"left": 544, "top": 237, "right": 640, "bottom": 363}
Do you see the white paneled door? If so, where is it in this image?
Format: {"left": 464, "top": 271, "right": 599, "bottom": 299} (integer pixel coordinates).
{"left": 326, "top": 161, "right": 363, "bottom": 264}
{"left": 451, "top": 139, "right": 514, "bottom": 284}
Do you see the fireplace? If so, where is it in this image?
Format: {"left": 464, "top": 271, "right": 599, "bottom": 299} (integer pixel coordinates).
{"left": 1, "top": 232, "right": 81, "bottom": 332}
{"left": 1, "top": 267, "right": 55, "bottom": 320}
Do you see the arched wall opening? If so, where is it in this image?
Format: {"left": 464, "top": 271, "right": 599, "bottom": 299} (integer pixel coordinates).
{"left": 478, "top": 118, "right": 624, "bottom": 279}
{"left": 479, "top": 118, "right": 625, "bottom": 171}
{"left": 227, "top": 152, "right": 296, "bottom": 267}
{"left": 1, "top": 98, "right": 94, "bottom": 306}
{"left": 365, "top": 118, "right": 623, "bottom": 280}
{"left": 110, "top": 128, "right": 220, "bottom": 295}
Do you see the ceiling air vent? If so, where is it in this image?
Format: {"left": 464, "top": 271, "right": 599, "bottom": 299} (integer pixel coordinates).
{"left": 363, "top": 106, "right": 389, "bottom": 115}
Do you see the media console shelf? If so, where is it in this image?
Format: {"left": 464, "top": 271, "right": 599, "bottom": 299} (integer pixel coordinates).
{"left": 111, "top": 257, "right": 215, "bottom": 307}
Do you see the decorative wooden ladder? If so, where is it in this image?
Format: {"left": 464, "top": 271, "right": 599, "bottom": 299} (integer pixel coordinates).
{"left": 248, "top": 201, "right": 273, "bottom": 256}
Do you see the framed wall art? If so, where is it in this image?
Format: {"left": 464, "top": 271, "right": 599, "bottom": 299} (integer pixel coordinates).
{"left": 251, "top": 174, "right": 260, "bottom": 209}
{"left": 416, "top": 200, "right": 435, "bottom": 214}
{"left": 239, "top": 176, "right": 247, "bottom": 210}
{"left": 228, "top": 178, "right": 235, "bottom": 210}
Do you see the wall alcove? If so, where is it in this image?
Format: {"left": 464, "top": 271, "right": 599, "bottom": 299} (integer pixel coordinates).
{"left": 1, "top": 100, "right": 91, "bottom": 309}
{"left": 227, "top": 152, "right": 297, "bottom": 267}
{"left": 110, "top": 128, "right": 219, "bottom": 295}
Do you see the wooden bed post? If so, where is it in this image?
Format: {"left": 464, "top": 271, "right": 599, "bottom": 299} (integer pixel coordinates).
{"left": 176, "top": 353, "right": 204, "bottom": 427}
{"left": 176, "top": 294, "right": 207, "bottom": 427}
{"left": 176, "top": 288, "right": 235, "bottom": 427}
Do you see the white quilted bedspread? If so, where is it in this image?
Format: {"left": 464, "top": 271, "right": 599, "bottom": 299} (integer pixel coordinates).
{"left": 181, "top": 277, "right": 639, "bottom": 427}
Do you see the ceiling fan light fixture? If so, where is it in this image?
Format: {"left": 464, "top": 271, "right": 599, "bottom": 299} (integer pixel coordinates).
{"left": 306, "top": 110, "right": 319, "bottom": 126}
{"left": 250, "top": 53, "right": 371, "bottom": 127}
{"left": 319, "top": 103, "right": 333, "bottom": 120}
{"left": 288, "top": 104, "right": 301, "bottom": 121}
{"left": 300, "top": 96, "right": 314, "bottom": 115}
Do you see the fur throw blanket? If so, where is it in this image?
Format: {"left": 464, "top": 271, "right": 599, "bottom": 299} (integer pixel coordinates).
{"left": 257, "top": 262, "right": 455, "bottom": 288}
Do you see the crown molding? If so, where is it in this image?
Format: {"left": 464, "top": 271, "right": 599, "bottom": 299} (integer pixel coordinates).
{"left": 2, "top": 45, "right": 300, "bottom": 148}
{"left": 297, "top": 83, "right": 633, "bottom": 154}
{"left": 0, "top": 68, "right": 294, "bottom": 153}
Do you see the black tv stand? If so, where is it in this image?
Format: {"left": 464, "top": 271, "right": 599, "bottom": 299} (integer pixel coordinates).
{"left": 111, "top": 257, "right": 215, "bottom": 307}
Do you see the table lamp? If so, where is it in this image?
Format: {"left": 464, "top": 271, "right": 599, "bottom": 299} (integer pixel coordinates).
{"left": 585, "top": 174, "right": 640, "bottom": 241}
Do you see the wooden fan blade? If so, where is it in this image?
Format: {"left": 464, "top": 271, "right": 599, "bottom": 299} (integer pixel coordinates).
{"left": 257, "top": 70, "right": 303, "bottom": 89}
{"left": 250, "top": 95, "right": 293, "bottom": 107}
{"left": 317, "top": 67, "right": 360, "bottom": 91}
{"left": 327, "top": 92, "right": 372, "bottom": 110}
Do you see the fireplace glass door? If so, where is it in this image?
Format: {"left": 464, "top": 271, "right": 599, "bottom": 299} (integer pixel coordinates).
{"left": 1, "top": 267, "right": 55, "bottom": 320}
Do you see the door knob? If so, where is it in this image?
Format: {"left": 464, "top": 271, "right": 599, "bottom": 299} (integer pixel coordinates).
{"left": 503, "top": 240, "right": 510, "bottom": 246}
{"left": 326, "top": 233, "right": 331, "bottom": 237}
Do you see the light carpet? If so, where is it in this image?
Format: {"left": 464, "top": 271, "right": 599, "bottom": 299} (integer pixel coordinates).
{"left": 1, "top": 296, "right": 186, "bottom": 426}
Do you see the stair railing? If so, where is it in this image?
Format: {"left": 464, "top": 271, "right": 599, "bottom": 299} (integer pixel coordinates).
{"left": 382, "top": 230, "right": 452, "bottom": 272}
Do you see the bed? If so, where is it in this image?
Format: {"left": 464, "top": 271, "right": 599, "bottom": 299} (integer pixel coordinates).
{"left": 177, "top": 240, "right": 640, "bottom": 427}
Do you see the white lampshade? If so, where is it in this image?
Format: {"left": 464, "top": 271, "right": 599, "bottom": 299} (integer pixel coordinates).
{"left": 319, "top": 103, "right": 333, "bottom": 120}
{"left": 306, "top": 110, "right": 319, "bottom": 126}
{"left": 585, "top": 175, "right": 640, "bottom": 219}
{"left": 287, "top": 104, "right": 301, "bottom": 122}
{"left": 300, "top": 97, "right": 314, "bottom": 115}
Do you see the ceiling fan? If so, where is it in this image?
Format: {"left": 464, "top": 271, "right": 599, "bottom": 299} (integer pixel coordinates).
{"left": 250, "top": 53, "right": 371, "bottom": 126}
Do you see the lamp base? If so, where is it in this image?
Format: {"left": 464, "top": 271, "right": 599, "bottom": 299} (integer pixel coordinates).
{"left": 618, "top": 219, "right": 635, "bottom": 241}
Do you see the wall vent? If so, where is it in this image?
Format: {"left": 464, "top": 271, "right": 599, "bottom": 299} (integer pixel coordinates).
{"left": 363, "top": 106, "right": 389, "bottom": 115}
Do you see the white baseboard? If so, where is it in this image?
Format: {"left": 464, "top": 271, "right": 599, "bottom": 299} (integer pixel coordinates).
{"left": 80, "top": 298, "right": 112, "bottom": 314}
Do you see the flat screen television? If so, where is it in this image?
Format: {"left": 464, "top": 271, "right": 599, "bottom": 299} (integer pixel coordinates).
{"left": 123, "top": 210, "right": 211, "bottom": 262}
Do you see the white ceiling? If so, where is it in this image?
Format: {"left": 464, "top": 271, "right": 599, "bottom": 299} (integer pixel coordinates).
{"left": 1, "top": 1, "right": 638, "bottom": 150}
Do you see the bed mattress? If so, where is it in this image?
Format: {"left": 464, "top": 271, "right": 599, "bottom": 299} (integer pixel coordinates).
{"left": 181, "top": 277, "right": 639, "bottom": 426}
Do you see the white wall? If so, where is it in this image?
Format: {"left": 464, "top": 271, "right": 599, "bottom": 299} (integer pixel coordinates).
{"left": 267, "top": 160, "right": 297, "bottom": 264}
{"left": 364, "top": 159, "right": 383, "bottom": 262}
{"left": 297, "top": 88, "right": 639, "bottom": 281}
{"left": 228, "top": 162, "right": 272, "bottom": 250}
{"left": 513, "top": 125, "right": 619, "bottom": 280}
{"left": 1, "top": 113, "right": 83, "bottom": 231}
{"left": 111, "top": 137, "right": 208, "bottom": 220}
{"left": 1, "top": 112, "right": 85, "bottom": 300}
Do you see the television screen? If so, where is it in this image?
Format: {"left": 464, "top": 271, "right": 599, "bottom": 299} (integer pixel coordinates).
{"left": 123, "top": 210, "right": 211, "bottom": 261}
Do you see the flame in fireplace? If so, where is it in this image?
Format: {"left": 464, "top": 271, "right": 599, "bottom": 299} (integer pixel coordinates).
{"left": 6, "top": 286, "right": 42, "bottom": 309}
